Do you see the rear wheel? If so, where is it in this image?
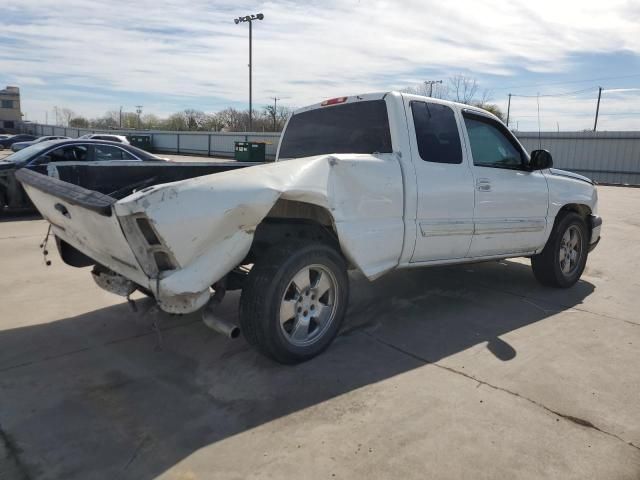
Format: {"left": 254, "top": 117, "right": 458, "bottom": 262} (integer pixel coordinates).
{"left": 239, "top": 241, "right": 349, "bottom": 364}
{"left": 531, "top": 212, "right": 588, "bottom": 288}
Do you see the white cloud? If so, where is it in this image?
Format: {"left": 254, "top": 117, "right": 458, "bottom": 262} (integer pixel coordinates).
{"left": 2, "top": 0, "right": 640, "bottom": 128}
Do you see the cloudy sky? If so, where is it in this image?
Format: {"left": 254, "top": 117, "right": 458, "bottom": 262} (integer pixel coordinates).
{"left": 2, "top": 0, "right": 640, "bottom": 130}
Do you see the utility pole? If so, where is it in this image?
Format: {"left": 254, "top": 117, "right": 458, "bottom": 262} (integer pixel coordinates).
{"left": 135, "top": 105, "right": 143, "bottom": 130}
{"left": 234, "top": 13, "right": 264, "bottom": 132}
{"left": 593, "top": 86, "right": 603, "bottom": 132}
{"left": 506, "top": 93, "right": 512, "bottom": 127}
{"left": 271, "top": 96, "right": 280, "bottom": 131}
{"left": 119, "top": 106, "right": 123, "bottom": 128}
{"left": 45, "top": 111, "right": 48, "bottom": 125}
{"left": 424, "top": 80, "right": 443, "bottom": 97}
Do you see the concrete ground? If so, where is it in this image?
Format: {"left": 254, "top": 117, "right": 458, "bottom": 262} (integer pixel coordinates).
{"left": 1, "top": 186, "right": 639, "bottom": 480}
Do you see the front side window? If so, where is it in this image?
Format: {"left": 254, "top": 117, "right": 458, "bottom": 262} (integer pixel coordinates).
{"left": 279, "top": 100, "right": 392, "bottom": 159}
{"left": 411, "top": 102, "right": 462, "bottom": 164}
{"left": 463, "top": 115, "right": 523, "bottom": 169}
{"left": 48, "top": 145, "right": 89, "bottom": 163}
{"left": 94, "top": 145, "right": 136, "bottom": 160}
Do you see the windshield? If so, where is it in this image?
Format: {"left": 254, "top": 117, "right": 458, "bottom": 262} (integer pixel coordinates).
{"left": 2, "top": 141, "right": 59, "bottom": 166}
{"left": 278, "top": 100, "right": 392, "bottom": 159}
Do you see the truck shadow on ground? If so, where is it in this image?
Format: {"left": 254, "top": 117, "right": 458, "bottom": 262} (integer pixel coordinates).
{"left": 0, "top": 259, "right": 595, "bottom": 479}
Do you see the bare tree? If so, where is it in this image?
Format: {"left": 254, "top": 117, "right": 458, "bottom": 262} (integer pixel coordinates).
{"left": 262, "top": 105, "right": 293, "bottom": 131}
{"left": 60, "top": 108, "right": 75, "bottom": 127}
{"left": 141, "top": 113, "right": 162, "bottom": 129}
{"left": 400, "top": 82, "right": 448, "bottom": 99}
{"left": 216, "top": 108, "right": 249, "bottom": 131}
{"left": 448, "top": 75, "right": 480, "bottom": 104}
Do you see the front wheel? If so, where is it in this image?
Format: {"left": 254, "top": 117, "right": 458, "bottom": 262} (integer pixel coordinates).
{"left": 239, "top": 241, "right": 349, "bottom": 364}
{"left": 531, "top": 212, "right": 588, "bottom": 288}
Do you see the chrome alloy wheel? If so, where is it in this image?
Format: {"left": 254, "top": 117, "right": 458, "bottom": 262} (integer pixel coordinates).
{"left": 559, "top": 225, "right": 583, "bottom": 276}
{"left": 279, "top": 264, "right": 339, "bottom": 347}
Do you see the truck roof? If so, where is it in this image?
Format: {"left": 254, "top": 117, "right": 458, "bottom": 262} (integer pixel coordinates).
{"left": 293, "top": 91, "right": 501, "bottom": 123}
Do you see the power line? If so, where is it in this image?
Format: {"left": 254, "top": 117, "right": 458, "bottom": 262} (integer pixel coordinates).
{"left": 510, "top": 87, "right": 598, "bottom": 98}
{"left": 492, "top": 73, "right": 640, "bottom": 91}
{"left": 510, "top": 112, "right": 640, "bottom": 118}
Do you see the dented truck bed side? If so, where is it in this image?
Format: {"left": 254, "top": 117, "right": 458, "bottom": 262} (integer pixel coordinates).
{"left": 18, "top": 153, "right": 405, "bottom": 313}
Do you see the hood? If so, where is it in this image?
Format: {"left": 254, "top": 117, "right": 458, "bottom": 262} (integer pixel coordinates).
{"left": 548, "top": 168, "right": 593, "bottom": 185}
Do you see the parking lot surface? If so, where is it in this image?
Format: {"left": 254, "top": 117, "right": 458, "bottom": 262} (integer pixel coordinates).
{"left": 1, "top": 186, "right": 639, "bottom": 479}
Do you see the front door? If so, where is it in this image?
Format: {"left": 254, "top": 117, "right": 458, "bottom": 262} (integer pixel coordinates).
{"left": 461, "top": 111, "right": 549, "bottom": 257}
{"left": 406, "top": 99, "right": 475, "bottom": 262}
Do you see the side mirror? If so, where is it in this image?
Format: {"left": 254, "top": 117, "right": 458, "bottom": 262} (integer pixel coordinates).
{"left": 529, "top": 149, "right": 553, "bottom": 170}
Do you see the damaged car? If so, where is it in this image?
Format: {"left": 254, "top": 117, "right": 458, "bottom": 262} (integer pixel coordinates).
{"left": 17, "top": 92, "right": 602, "bottom": 363}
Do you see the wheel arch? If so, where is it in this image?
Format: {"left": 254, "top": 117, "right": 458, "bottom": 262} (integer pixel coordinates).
{"left": 555, "top": 203, "right": 593, "bottom": 237}
{"left": 557, "top": 202, "right": 592, "bottom": 219}
{"left": 247, "top": 198, "right": 343, "bottom": 262}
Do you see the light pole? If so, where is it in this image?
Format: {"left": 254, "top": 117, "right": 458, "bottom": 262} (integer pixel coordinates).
{"left": 234, "top": 13, "right": 264, "bottom": 132}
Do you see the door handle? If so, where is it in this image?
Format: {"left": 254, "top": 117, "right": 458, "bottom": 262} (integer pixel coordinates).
{"left": 476, "top": 178, "right": 492, "bottom": 192}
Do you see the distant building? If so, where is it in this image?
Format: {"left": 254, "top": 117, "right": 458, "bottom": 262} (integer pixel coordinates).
{"left": 0, "top": 86, "right": 22, "bottom": 133}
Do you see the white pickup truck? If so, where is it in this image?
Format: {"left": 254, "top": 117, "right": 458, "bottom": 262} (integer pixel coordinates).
{"left": 17, "top": 92, "right": 601, "bottom": 363}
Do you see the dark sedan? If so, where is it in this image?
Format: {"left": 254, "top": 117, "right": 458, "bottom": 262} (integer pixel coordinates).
{"left": 0, "top": 134, "right": 37, "bottom": 149}
{"left": 0, "top": 139, "right": 167, "bottom": 211}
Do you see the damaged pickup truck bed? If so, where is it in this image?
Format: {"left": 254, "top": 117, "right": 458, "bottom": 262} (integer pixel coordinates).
{"left": 17, "top": 92, "right": 602, "bottom": 363}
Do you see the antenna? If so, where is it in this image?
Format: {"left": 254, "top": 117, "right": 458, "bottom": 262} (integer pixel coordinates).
{"left": 536, "top": 93, "right": 542, "bottom": 150}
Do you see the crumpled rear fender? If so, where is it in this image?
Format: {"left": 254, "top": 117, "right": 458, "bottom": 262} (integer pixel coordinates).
{"left": 114, "top": 154, "right": 404, "bottom": 312}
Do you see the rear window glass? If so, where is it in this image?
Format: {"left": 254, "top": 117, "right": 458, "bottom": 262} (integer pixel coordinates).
{"left": 279, "top": 100, "right": 392, "bottom": 159}
{"left": 411, "top": 102, "right": 462, "bottom": 164}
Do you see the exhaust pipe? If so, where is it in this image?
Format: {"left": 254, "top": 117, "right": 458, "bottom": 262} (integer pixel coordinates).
{"left": 202, "top": 304, "right": 240, "bottom": 339}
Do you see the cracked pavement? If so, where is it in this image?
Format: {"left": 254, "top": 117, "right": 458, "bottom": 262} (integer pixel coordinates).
{"left": 1, "top": 185, "right": 639, "bottom": 480}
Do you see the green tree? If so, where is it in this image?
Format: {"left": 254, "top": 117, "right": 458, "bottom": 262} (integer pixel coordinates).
{"left": 474, "top": 103, "right": 506, "bottom": 122}
{"left": 69, "top": 116, "right": 89, "bottom": 128}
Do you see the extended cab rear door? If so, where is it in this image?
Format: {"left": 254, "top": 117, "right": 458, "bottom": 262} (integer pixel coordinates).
{"left": 461, "top": 111, "right": 549, "bottom": 257}
{"left": 403, "top": 97, "right": 475, "bottom": 262}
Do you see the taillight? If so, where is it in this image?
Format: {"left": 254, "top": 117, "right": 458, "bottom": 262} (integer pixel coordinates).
{"left": 135, "top": 217, "right": 161, "bottom": 245}
{"left": 153, "top": 251, "right": 175, "bottom": 272}
{"left": 321, "top": 96, "right": 348, "bottom": 106}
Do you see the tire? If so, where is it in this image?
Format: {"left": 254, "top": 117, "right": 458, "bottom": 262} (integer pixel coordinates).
{"left": 239, "top": 241, "right": 349, "bottom": 364}
{"left": 531, "top": 211, "right": 589, "bottom": 288}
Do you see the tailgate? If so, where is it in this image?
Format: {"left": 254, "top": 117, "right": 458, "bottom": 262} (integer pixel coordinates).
{"left": 15, "top": 169, "right": 149, "bottom": 287}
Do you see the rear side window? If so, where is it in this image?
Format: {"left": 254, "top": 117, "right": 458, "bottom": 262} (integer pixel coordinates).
{"left": 411, "top": 102, "right": 462, "bottom": 164}
{"left": 95, "top": 135, "right": 116, "bottom": 142}
{"left": 279, "top": 100, "right": 392, "bottom": 159}
{"left": 94, "top": 145, "right": 136, "bottom": 160}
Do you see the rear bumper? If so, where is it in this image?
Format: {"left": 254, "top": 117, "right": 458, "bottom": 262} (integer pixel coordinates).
{"left": 589, "top": 214, "right": 602, "bottom": 251}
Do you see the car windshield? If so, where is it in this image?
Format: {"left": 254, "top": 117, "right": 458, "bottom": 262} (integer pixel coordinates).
{"left": 2, "top": 141, "right": 59, "bottom": 166}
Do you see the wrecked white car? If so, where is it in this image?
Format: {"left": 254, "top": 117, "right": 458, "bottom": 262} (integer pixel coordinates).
{"left": 17, "top": 92, "right": 601, "bottom": 363}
